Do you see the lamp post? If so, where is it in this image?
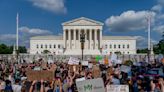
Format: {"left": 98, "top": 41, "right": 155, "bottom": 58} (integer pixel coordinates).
{"left": 80, "top": 31, "right": 85, "bottom": 60}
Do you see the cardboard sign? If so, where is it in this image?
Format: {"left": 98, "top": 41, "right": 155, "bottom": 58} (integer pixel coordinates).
{"left": 26, "top": 70, "right": 54, "bottom": 81}
{"left": 76, "top": 78, "right": 105, "bottom": 92}
{"left": 92, "top": 65, "right": 101, "bottom": 78}
{"left": 68, "top": 57, "right": 79, "bottom": 65}
{"left": 106, "top": 85, "right": 129, "bottom": 92}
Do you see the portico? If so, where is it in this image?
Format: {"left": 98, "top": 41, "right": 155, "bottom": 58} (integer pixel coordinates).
{"left": 62, "top": 17, "right": 103, "bottom": 55}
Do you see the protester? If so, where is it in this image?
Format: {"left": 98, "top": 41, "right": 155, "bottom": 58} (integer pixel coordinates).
{"left": 0, "top": 56, "right": 163, "bottom": 92}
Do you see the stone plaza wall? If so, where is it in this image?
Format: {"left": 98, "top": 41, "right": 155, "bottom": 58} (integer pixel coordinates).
{"left": 0, "top": 54, "right": 160, "bottom": 63}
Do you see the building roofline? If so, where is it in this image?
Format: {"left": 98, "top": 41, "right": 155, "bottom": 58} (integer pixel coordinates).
{"left": 62, "top": 17, "right": 104, "bottom": 26}
{"left": 30, "top": 35, "right": 63, "bottom": 40}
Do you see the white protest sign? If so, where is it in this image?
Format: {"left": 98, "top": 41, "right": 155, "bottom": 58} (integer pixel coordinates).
{"left": 76, "top": 77, "right": 86, "bottom": 82}
{"left": 76, "top": 78, "right": 105, "bottom": 92}
{"left": 34, "top": 67, "right": 41, "bottom": 71}
{"left": 120, "top": 65, "right": 131, "bottom": 73}
{"left": 107, "top": 85, "right": 129, "bottom": 92}
{"left": 68, "top": 57, "right": 79, "bottom": 65}
{"left": 116, "top": 59, "right": 122, "bottom": 64}
{"left": 48, "top": 59, "right": 53, "bottom": 64}
{"left": 88, "top": 63, "right": 93, "bottom": 69}
{"left": 81, "top": 61, "right": 88, "bottom": 66}
{"left": 111, "top": 53, "right": 117, "bottom": 62}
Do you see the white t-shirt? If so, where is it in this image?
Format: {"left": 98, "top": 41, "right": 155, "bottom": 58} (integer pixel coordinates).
{"left": 12, "top": 84, "right": 22, "bottom": 92}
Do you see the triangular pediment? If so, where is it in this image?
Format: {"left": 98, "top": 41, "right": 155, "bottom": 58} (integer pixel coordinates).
{"left": 62, "top": 17, "right": 104, "bottom": 26}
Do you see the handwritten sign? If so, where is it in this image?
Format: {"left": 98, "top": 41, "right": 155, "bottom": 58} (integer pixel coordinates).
{"left": 68, "top": 57, "right": 79, "bottom": 65}
{"left": 106, "top": 85, "right": 129, "bottom": 92}
{"left": 26, "top": 70, "right": 54, "bottom": 81}
{"left": 76, "top": 78, "right": 105, "bottom": 92}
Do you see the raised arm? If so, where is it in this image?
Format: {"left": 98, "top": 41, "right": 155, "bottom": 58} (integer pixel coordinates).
{"left": 40, "top": 79, "right": 44, "bottom": 92}
{"left": 29, "top": 80, "right": 37, "bottom": 92}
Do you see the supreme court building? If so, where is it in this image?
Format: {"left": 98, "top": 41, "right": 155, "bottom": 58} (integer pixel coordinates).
{"left": 30, "top": 17, "right": 136, "bottom": 55}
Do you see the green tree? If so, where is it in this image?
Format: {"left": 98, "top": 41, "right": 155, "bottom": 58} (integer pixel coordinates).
{"left": 137, "top": 48, "right": 148, "bottom": 54}
{"left": 0, "top": 44, "right": 12, "bottom": 54}
{"left": 0, "top": 44, "right": 27, "bottom": 54}
{"left": 18, "top": 46, "right": 27, "bottom": 53}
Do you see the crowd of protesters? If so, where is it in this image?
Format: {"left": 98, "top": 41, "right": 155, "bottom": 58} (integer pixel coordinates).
{"left": 0, "top": 56, "right": 164, "bottom": 92}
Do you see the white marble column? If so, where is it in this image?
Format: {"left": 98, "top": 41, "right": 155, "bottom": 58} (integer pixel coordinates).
{"left": 78, "top": 29, "right": 80, "bottom": 49}
{"left": 63, "top": 30, "right": 66, "bottom": 48}
{"left": 74, "top": 29, "right": 76, "bottom": 49}
{"left": 68, "top": 30, "right": 71, "bottom": 49}
{"left": 84, "top": 29, "right": 87, "bottom": 49}
{"left": 94, "top": 29, "right": 97, "bottom": 49}
{"left": 100, "top": 29, "right": 102, "bottom": 49}
{"left": 89, "top": 29, "right": 92, "bottom": 49}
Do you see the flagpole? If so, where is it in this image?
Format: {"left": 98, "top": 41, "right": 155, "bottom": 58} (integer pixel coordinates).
{"left": 16, "top": 13, "right": 19, "bottom": 63}
{"left": 16, "top": 13, "right": 19, "bottom": 51}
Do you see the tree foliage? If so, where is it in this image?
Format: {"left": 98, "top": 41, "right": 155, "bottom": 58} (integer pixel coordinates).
{"left": 137, "top": 32, "right": 164, "bottom": 55}
{"left": 0, "top": 44, "right": 27, "bottom": 54}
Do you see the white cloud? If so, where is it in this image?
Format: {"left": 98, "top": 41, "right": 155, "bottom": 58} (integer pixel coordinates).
{"left": 151, "top": 4, "right": 163, "bottom": 12}
{"left": 158, "top": 0, "right": 164, "bottom": 5}
{"left": 134, "top": 36, "right": 158, "bottom": 48}
{"left": 153, "top": 25, "right": 164, "bottom": 34}
{"left": 0, "top": 27, "right": 53, "bottom": 47}
{"left": 19, "top": 26, "right": 52, "bottom": 36}
{"left": 0, "top": 34, "right": 16, "bottom": 41}
{"left": 29, "top": 0, "right": 67, "bottom": 14}
{"left": 0, "top": 34, "right": 16, "bottom": 45}
{"left": 57, "top": 33, "right": 63, "bottom": 36}
{"left": 105, "top": 10, "right": 156, "bottom": 32}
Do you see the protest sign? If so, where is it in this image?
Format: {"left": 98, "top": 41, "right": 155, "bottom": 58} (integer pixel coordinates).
{"left": 95, "top": 56, "right": 103, "bottom": 63}
{"left": 92, "top": 65, "right": 101, "bottom": 78}
{"left": 81, "top": 61, "right": 88, "bottom": 66}
{"left": 26, "top": 70, "right": 54, "bottom": 81}
{"left": 76, "top": 77, "right": 86, "bottom": 82}
{"left": 88, "top": 63, "right": 93, "bottom": 69}
{"left": 33, "top": 67, "right": 41, "bottom": 71}
{"left": 104, "top": 56, "right": 109, "bottom": 65}
{"left": 76, "top": 78, "right": 105, "bottom": 92}
{"left": 48, "top": 59, "right": 53, "bottom": 64}
{"left": 120, "top": 65, "right": 131, "bottom": 73}
{"left": 106, "top": 85, "right": 129, "bottom": 92}
{"left": 68, "top": 57, "right": 79, "bottom": 65}
{"left": 111, "top": 53, "right": 117, "bottom": 62}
